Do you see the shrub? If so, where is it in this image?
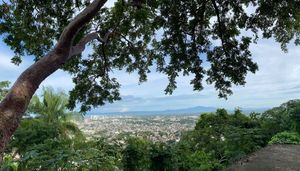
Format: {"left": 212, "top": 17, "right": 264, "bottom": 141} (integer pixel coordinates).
{"left": 269, "top": 131, "right": 300, "bottom": 145}
{"left": 0, "top": 154, "right": 19, "bottom": 171}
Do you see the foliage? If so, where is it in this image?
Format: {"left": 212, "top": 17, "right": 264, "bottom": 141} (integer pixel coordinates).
{"left": 28, "top": 87, "right": 83, "bottom": 123}
{"left": 187, "top": 151, "right": 223, "bottom": 171}
{"left": 8, "top": 88, "right": 84, "bottom": 153}
{"left": 1, "top": 1, "right": 299, "bottom": 112}
{"left": 269, "top": 131, "right": 300, "bottom": 145}
{"left": 187, "top": 109, "right": 268, "bottom": 164}
{"left": 261, "top": 99, "right": 300, "bottom": 136}
{"left": 0, "top": 81, "right": 10, "bottom": 101}
{"left": 4, "top": 96, "right": 300, "bottom": 170}
{"left": 8, "top": 119, "right": 59, "bottom": 154}
{"left": 29, "top": 87, "right": 84, "bottom": 138}
{"left": 122, "top": 137, "right": 151, "bottom": 171}
{"left": 0, "top": 154, "right": 18, "bottom": 171}
{"left": 121, "top": 136, "right": 223, "bottom": 171}
{"left": 5, "top": 88, "right": 88, "bottom": 170}
{"left": 18, "top": 138, "right": 121, "bottom": 171}
{"left": 174, "top": 140, "right": 223, "bottom": 171}
{"left": 149, "top": 142, "right": 177, "bottom": 171}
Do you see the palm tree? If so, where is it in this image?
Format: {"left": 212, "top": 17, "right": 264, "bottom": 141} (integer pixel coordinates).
{"left": 5, "top": 87, "right": 85, "bottom": 169}
{"left": 28, "top": 87, "right": 84, "bottom": 139}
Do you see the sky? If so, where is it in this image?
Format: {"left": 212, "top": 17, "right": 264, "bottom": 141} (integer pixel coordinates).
{"left": 1, "top": 37, "right": 300, "bottom": 113}
{"left": 1, "top": 2, "right": 300, "bottom": 113}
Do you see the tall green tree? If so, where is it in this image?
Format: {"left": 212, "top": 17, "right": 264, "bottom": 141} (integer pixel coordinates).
{"left": 28, "top": 87, "right": 83, "bottom": 139}
{"left": 5, "top": 88, "right": 90, "bottom": 170}
{"left": 9, "top": 88, "right": 84, "bottom": 155}
{"left": 187, "top": 109, "right": 267, "bottom": 165}
{"left": 0, "top": 0, "right": 299, "bottom": 157}
{"left": 261, "top": 99, "right": 300, "bottom": 135}
{"left": 122, "top": 137, "right": 151, "bottom": 171}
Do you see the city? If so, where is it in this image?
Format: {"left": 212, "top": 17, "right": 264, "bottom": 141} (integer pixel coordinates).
{"left": 75, "top": 115, "right": 199, "bottom": 142}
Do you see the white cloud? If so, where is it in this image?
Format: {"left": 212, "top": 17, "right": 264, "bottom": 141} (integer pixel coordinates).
{"left": 120, "top": 107, "right": 129, "bottom": 113}
{"left": 0, "top": 56, "right": 18, "bottom": 71}
{"left": 39, "top": 70, "right": 74, "bottom": 92}
{"left": 104, "top": 0, "right": 117, "bottom": 8}
{"left": 0, "top": 50, "right": 34, "bottom": 84}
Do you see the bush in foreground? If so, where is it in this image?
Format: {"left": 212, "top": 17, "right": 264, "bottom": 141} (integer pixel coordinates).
{"left": 269, "top": 131, "right": 300, "bottom": 145}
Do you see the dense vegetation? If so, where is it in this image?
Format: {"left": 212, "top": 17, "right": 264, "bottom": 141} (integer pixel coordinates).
{"left": 0, "top": 81, "right": 299, "bottom": 170}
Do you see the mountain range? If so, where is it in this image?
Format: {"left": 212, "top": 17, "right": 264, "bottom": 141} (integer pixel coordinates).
{"left": 88, "top": 106, "right": 268, "bottom": 116}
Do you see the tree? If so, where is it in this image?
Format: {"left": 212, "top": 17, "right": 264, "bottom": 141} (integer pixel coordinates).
{"left": 17, "top": 138, "right": 122, "bottom": 170}
{"left": 122, "top": 137, "right": 151, "bottom": 171}
{"left": 28, "top": 87, "right": 84, "bottom": 139}
{"left": 0, "top": 0, "right": 299, "bottom": 158}
{"left": 3, "top": 88, "right": 122, "bottom": 170}
{"left": 8, "top": 88, "right": 84, "bottom": 155}
{"left": 189, "top": 109, "right": 268, "bottom": 164}
{"left": 261, "top": 99, "right": 300, "bottom": 135}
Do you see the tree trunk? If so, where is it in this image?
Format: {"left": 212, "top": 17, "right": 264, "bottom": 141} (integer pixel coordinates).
{"left": 0, "top": 0, "right": 107, "bottom": 160}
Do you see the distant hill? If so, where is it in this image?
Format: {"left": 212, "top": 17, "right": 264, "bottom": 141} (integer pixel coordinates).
{"left": 239, "top": 107, "right": 269, "bottom": 114}
{"left": 88, "top": 106, "right": 269, "bottom": 116}
{"left": 88, "top": 106, "right": 217, "bottom": 116}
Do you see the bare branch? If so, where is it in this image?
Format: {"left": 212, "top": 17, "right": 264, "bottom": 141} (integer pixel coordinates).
{"left": 100, "top": 31, "right": 114, "bottom": 44}
{"left": 69, "top": 30, "right": 116, "bottom": 57}
{"left": 69, "top": 32, "right": 100, "bottom": 57}
{"left": 199, "top": 0, "right": 207, "bottom": 32}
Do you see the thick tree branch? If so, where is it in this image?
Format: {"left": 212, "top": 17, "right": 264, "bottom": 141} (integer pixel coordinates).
{"left": 69, "top": 30, "right": 115, "bottom": 57}
{"left": 57, "top": 0, "right": 108, "bottom": 50}
{"left": 211, "top": 0, "right": 230, "bottom": 57}
{"left": 69, "top": 32, "right": 100, "bottom": 57}
{"left": 100, "top": 31, "right": 114, "bottom": 44}
{"left": 199, "top": 0, "right": 207, "bottom": 32}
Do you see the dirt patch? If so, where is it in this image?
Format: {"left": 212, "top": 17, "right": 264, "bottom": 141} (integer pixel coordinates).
{"left": 224, "top": 145, "right": 300, "bottom": 171}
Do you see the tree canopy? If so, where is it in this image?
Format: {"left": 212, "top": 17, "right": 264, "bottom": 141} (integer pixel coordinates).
{"left": 0, "top": 0, "right": 299, "bottom": 112}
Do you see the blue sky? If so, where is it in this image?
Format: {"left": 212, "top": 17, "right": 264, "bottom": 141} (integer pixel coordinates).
{"left": 1, "top": 36, "right": 300, "bottom": 113}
